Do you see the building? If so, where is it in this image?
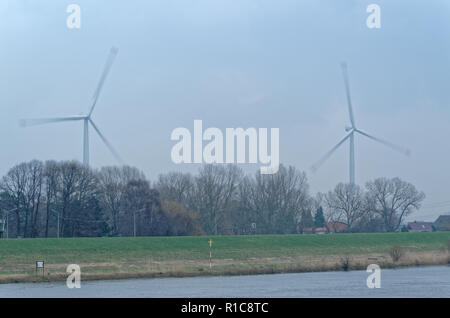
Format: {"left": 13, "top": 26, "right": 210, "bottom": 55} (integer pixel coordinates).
{"left": 301, "top": 227, "right": 328, "bottom": 234}
{"left": 314, "top": 227, "right": 327, "bottom": 234}
{"left": 434, "top": 215, "right": 450, "bottom": 231}
{"left": 325, "top": 221, "right": 348, "bottom": 233}
{"left": 407, "top": 221, "right": 433, "bottom": 232}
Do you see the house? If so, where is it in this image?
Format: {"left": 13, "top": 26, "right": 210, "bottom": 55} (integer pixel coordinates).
{"left": 434, "top": 215, "right": 450, "bottom": 231}
{"left": 301, "top": 227, "right": 328, "bottom": 234}
{"left": 407, "top": 221, "right": 433, "bottom": 232}
{"left": 314, "top": 227, "right": 327, "bottom": 234}
{"left": 325, "top": 221, "right": 348, "bottom": 233}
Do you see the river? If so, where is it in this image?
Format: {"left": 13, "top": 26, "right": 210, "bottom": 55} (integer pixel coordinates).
{"left": 0, "top": 265, "right": 448, "bottom": 298}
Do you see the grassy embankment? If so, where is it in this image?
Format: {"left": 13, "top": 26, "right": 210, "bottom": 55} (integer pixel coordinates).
{"left": 0, "top": 232, "right": 449, "bottom": 283}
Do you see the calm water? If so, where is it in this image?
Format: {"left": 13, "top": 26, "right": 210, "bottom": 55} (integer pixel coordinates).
{"left": 0, "top": 265, "right": 449, "bottom": 298}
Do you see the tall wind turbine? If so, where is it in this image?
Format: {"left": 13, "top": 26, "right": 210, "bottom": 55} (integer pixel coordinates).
{"left": 311, "top": 62, "right": 410, "bottom": 184}
{"left": 20, "top": 47, "right": 123, "bottom": 166}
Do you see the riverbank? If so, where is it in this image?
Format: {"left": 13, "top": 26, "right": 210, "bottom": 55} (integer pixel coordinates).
{"left": 0, "top": 232, "right": 449, "bottom": 284}
{"left": 2, "top": 265, "right": 449, "bottom": 298}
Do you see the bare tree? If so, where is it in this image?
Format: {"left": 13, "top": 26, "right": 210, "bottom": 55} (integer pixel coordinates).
{"left": 312, "top": 192, "right": 326, "bottom": 215}
{"left": 325, "top": 183, "right": 366, "bottom": 231}
{"left": 69, "top": 163, "right": 99, "bottom": 237}
{"left": 57, "top": 161, "right": 99, "bottom": 237}
{"left": 365, "top": 177, "right": 425, "bottom": 232}
{"left": 241, "top": 165, "right": 310, "bottom": 234}
{"left": 121, "top": 179, "right": 169, "bottom": 236}
{"left": 43, "top": 160, "right": 60, "bottom": 237}
{"left": 234, "top": 175, "right": 258, "bottom": 234}
{"left": 0, "top": 161, "right": 44, "bottom": 237}
{"left": 1, "top": 162, "right": 28, "bottom": 237}
{"left": 191, "top": 165, "right": 243, "bottom": 235}
{"left": 23, "top": 160, "right": 44, "bottom": 237}
{"left": 97, "top": 166, "right": 146, "bottom": 235}
{"left": 155, "top": 172, "right": 194, "bottom": 206}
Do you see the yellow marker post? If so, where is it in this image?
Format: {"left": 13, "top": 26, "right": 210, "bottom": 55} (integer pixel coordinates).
{"left": 208, "top": 239, "right": 213, "bottom": 269}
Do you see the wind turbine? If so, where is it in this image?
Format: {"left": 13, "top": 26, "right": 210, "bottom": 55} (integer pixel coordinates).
{"left": 311, "top": 62, "right": 410, "bottom": 184}
{"left": 20, "top": 47, "right": 123, "bottom": 167}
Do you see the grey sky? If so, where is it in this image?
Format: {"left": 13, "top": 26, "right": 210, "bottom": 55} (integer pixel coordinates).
{"left": 1, "top": 0, "right": 450, "bottom": 221}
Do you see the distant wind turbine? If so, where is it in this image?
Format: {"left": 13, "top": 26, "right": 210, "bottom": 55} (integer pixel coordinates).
{"left": 20, "top": 47, "right": 123, "bottom": 167}
{"left": 311, "top": 62, "right": 410, "bottom": 184}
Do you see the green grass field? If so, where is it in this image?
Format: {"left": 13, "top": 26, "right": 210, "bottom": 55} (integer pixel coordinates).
{"left": 0, "top": 232, "right": 449, "bottom": 283}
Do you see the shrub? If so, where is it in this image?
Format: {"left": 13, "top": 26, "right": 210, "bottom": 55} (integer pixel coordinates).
{"left": 162, "top": 201, "right": 204, "bottom": 236}
{"left": 445, "top": 241, "right": 450, "bottom": 264}
{"left": 340, "top": 255, "right": 352, "bottom": 271}
{"left": 389, "top": 245, "right": 405, "bottom": 262}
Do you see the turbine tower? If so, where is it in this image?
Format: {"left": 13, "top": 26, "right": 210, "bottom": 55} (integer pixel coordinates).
{"left": 20, "top": 47, "right": 123, "bottom": 167}
{"left": 311, "top": 62, "right": 410, "bottom": 184}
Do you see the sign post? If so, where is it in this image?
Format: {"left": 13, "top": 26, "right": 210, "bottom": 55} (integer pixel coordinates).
{"left": 36, "top": 261, "right": 45, "bottom": 277}
{"left": 208, "top": 239, "right": 213, "bottom": 269}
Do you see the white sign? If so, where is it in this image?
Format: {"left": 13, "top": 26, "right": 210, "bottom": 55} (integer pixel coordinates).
{"left": 36, "top": 261, "right": 44, "bottom": 268}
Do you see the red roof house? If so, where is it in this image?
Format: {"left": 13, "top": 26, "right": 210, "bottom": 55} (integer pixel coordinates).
{"left": 325, "top": 221, "right": 348, "bottom": 233}
{"left": 314, "top": 227, "right": 327, "bottom": 234}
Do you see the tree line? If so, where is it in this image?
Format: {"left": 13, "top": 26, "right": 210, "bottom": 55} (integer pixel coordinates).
{"left": 0, "top": 160, "right": 425, "bottom": 238}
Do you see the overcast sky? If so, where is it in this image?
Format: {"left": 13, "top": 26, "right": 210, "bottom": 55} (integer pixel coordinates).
{"left": 1, "top": 0, "right": 450, "bottom": 221}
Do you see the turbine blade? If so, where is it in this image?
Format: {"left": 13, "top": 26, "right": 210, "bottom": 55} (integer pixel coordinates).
{"left": 88, "top": 47, "right": 119, "bottom": 117}
{"left": 355, "top": 129, "right": 411, "bottom": 156}
{"left": 89, "top": 119, "right": 123, "bottom": 164}
{"left": 311, "top": 130, "right": 353, "bottom": 172}
{"left": 19, "top": 116, "right": 85, "bottom": 127}
{"left": 341, "top": 62, "right": 356, "bottom": 128}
